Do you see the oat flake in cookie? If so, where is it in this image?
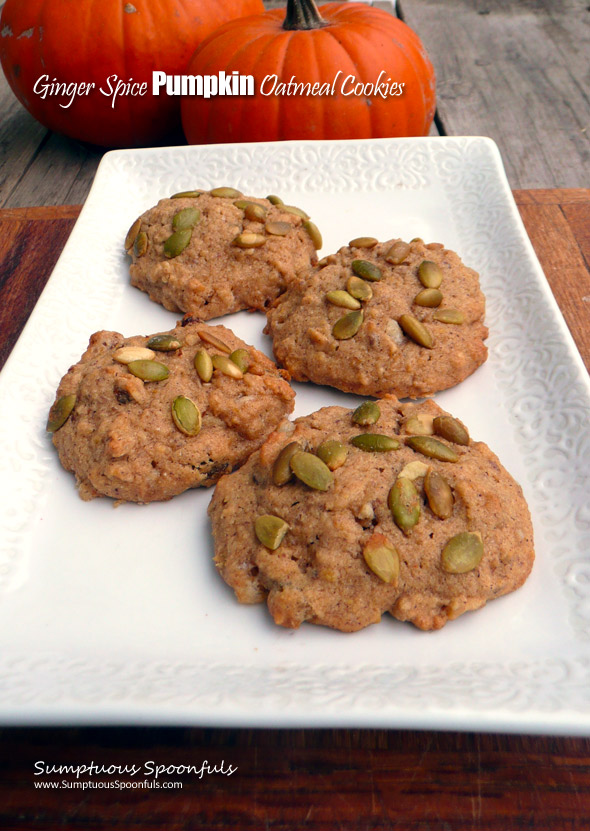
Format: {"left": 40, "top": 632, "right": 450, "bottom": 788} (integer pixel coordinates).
{"left": 265, "top": 238, "right": 488, "bottom": 398}
{"left": 47, "top": 319, "right": 295, "bottom": 503}
{"left": 209, "top": 398, "right": 534, "bottom": 632}
{"left": 126, "top": 188, "right": 319, "bottom": 320}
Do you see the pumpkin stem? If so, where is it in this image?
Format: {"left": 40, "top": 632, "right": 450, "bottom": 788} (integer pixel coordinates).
{"left": 283, "top": 0, "right": 327, "bottom": 30}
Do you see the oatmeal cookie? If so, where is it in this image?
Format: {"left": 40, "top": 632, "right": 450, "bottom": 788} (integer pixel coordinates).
{"left": 126, "top": 188, "right": 319, "bottom": 319}
{"left": 209, "top": 398, "right": 534, "bottom": 632}
{"left": 265, "top": 238, "right": 488, "bottom": 398}
{"left": 47, "top": 319, "right": 295, "bottom": 503}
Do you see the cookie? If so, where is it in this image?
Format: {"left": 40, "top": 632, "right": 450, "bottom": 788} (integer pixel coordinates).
{"left": 126, "top": 188, "right": 319, "bottom": 320}
{"left": 265, "top": 238, "right": 488, "bottom": 398}
{"left": 209, "top": 398, "right": 534, "bottom": 632}
{"left": 47, "top": 319, "right": 295, "bottom": 503}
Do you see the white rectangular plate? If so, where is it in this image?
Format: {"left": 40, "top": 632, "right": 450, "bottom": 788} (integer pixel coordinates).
{"left": 1, "top": 137, "right": 589, "bottom": 733}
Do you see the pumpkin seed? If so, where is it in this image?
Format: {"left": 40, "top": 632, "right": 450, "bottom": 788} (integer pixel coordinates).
{"left": 210, "top": 187, "right": 242, "bottom": 198}
{"left": 385, "top": 240, "right": 411, "bottom": 264}
{"left": 303, "top": 220, "right": 322, "bottom": 249}
{"left": 398, "top": 314, "right": 434, "bottom": 348}
{"left": 351, "top": 259, "right": 382, "bottom": 282}
{"left": 198, "top": 330, "right": 231, "bottom": 353}
{"left": 281, "top": 204, "right": 309, "bottom": 219}
{"left": 406, "top": 435, "right": 459, "bottom": 462}
{"left": 350, "top": 434, "right": 400, "bottom": 452}
{"left": 441, "top": 532, "right": 484, "bottom": 574}
{"left": 147, "top": 334, "right": 181, "bottom": 352}
{"left": 352, "top": 401, "right": 380, "bottom": 426}
{"left": 194, "top": 348, "right": 213, "bottom": 382}
{"left": 171, "top": 395, "right": 201, "bottom": 436}
{"left": 424, "top": 468, "right": 454, "bottom": 519}
{"left": 46, "top": 394, "right": 76, "bottom": 433}
{"left": 346, "top": 275, "right": 373, "bottom": 301}
{"left": 211, "top": 354, "right": 243, "bottom": 379}
{"left": 113, "top": 346, "right": 155, "bottom": 364}
{"left": 171, "top": 190, "right": 202, "bottom": 198}
{"left": 265, "top": 221, "right": 291, "bottom": 236}
{"left": 433, "top": 308, "right": 465, "bottom": 324}
{"left": 332, "top": 310, "right": 363, "bottom": 340}
{"left": 363, "top": 533, "right": 400, "bottom": 584}
{"left": 272, "top": 441, "right": 302, "bottom": 486}
{"left": 232, "top": 232, "right": 266, "bottom": 248}
{"left": 125, "top": 218, "right": 142, "bottom": 251}
{"left": 164, "top": 227, "right": 192, "bottom": 258}
{"left": 388, "top": 477, "right": 420, "bottom": 534}
{"left": 290, "top": 451, "right": 334, "bottom": 491}
{"left": 255, "top": 515, "right": 290, "bottom": 550}
{"left": 172, "top": 207, "right": 201, "bottom": 231}
{"left": 326, "top": 290, "right": 361, "bottom": 310}
{"left": 316, "top": 439, "right": 348, "bottom": 471}
{"left": 414, "top": 288, "right": 443, "bottom": 308}
{"left": 229, "top": 348, "right": 250, "bottom": 373}
{"left": 410, "top": 237, "right": 424, "bottom": 244}
{"left": 134, "top": 231, "right": 148, "bottom": 257}
{"left": 244, "top": 203, "right": 267, "bottom": 222}
{"left": 418, "top": 260, "right": 443, "bottom": 288}
{"left": 267, "top": 194, "right": 284, "bottom": 205}
{"left": 433, "top": 415, "right": 470, "bottom": 446}
{"left": 127, "top": 360, "right": 169, "bottom": 382}
{"left": 349, "top": 236, "right": 378, "bottom": 249}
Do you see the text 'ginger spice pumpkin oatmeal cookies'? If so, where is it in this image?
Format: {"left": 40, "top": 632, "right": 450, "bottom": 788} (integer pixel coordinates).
{"left": 47, "top": 319, "right": 295, "bottom": 503}
{"left": 265, "top": 237, "right": 488, "bottom": 398}
{"left": 209, "top": 398, "right": 534, "bottom": 632}
{"left": 126, "top": 188, "right": 320, "bottom": 320}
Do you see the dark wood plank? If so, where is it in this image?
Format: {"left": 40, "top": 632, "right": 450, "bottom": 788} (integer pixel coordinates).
{"left": 398, "top": 0, "right": 590, "bottom": 189}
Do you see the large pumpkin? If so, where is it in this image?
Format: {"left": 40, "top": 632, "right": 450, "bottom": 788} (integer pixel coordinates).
{"left": 0, "top": 0, "right": 263, "bottom": 147}
{"left": 181, "top": 0, "right": 435, "bottom": 144}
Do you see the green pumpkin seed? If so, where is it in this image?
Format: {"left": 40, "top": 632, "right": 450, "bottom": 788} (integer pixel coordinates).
{"left": 433, "top": 308, "right": 465, "bottom": 325}
{"left": 398, "top": 314, "right": 434, "bottom": 348}
{"left": 326, "top": 290, "right": 361, "bottom": 310}
{"left": 171, "top": 395, "right": 201, "bottom": 437}
{"left": 232, "top": 232, "right": 266, "bottom": 248}
{"left": 388, "top": 477, "right": 421, "bottom": 534}
{"left": 290, "top": 451, "right": 334, "bottom": 491}
{"left": 171, "top": 190, "right": 203, "bottom": 198}
{"left": 410, "top": 237, "right": 424, "bottom": 244}
{"left": 211, "top": 354, "right": 243, "bottom": 379}
{"left": 272, "top": 441, "right": 302, "bottom": 486}
{"left": 194, "top": 348, "right": 213, "bottom": 382}
{"left": 147, "top": 334, "right": 181, "bottom": 352}
{"left": 210, "top": 187, "right": 242, "bottom": 199}
{"left": 280, "top": 204, "right": 309, "bottom": 219}
{"left": 316, "top": 439, "right": 348, "bottom": 471}
{"left": 255, "top": 515, "right": 290, "bottom": 550}
{"left": 424, "top": 468, "right": 454, "bottom": 519}
{"left": 303, "top": 220, "right": 322, "bottom": 250}
{"left": 265, "top": 221, "right": 291, "bottom": 236}
{"left": 363, "top": 533, "right": 400, "bottom": 584}
{"left": 351, "top": 259, "right": 382, "bottom": 282}
{"left": 266, "top": 194, "right": 284, "bottom": 205}
{"left": 125, "top": 218, "right": 142, "bottom": 251}
{"left": 332, "top": 310, "right": 363, "bottom": 340}
{"left": 349, "top": 236, "right": 378, "bottom": 249}
{"left": 441, "top": 532, "right": 484, "bottom": 574}
{"left": 414, "top": 288, "right": 443, "bottom": 308}
{"left": 433, "top": 415, "right": 470, "bottom": 446}
{"left": 229, "top": 348, "right": 250, "bottom": 373}
{"left": 127, "top": 360, "right": 170, "bottom": 382}
{"left": 346, "top": 275, "right": 373, "bottom": 301}
{"left": 406, "top": 435, "right": 459, "bottom": 462}
{"left": 113, "top": 346, "right": 155, "bottom": 364}
{"left": 46, "top": 394, "right": 76, "bottom": 433}
{"left": 418, "top": 260, "right": 443, "bottom": 288}
{"left": 384, "top": 240, "right": 411, "bottom": 264}
{"left": 134, "top": 231, "right": 148, "bottom": 257}
{"left": 243, "top": 203, "right": 267, "bottom": 222}
{"left": 164, "top": 227, "right": 192, "bottom": 258}
{"left": 350, "top": 434, "right": 399, "bottom": 452}
{"left": 198, "top": 330, "right": 231, "bottom": 353}
{"left": 172, "top": 207, "right": 201, "bottom": 231}
{"left": 352, "top": 401, "right": 380, "bottom": 426}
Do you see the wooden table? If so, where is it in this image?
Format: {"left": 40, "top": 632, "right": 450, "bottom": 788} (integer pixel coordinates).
{"left": 0, "top": 191, "right": 589, "bottom": 829}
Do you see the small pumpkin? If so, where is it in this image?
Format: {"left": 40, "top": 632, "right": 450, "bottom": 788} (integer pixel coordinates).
{"left": 0, "top": 0, "right": 264, "bottom": 148}
{"left": 181, "top": 0, "right": 436, "bottom": 144}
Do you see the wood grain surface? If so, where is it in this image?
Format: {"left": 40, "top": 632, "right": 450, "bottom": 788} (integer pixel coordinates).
{"left": 0, "top": 191, "right": 589, "bottom": 829}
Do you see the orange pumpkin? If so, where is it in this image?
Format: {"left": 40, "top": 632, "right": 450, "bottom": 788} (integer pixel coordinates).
{"left": 181, "top": 0, "right": 436, "bottom": 145}
{"left": 0, "top": 0, "right": 264, "bottom": 148}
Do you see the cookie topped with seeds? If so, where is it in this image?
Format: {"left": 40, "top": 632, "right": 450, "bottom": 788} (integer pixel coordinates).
{"left": 126, "top": 188, "right": 320, "bottom": 320}
{"left": 209, "top": 398, "right": 534, "bottom": 632}
{"left": 47, "top": 318, "right": 295, "bottom": 503}
{"left": 264, "top": 237, "right": 488, "bottom": 398}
